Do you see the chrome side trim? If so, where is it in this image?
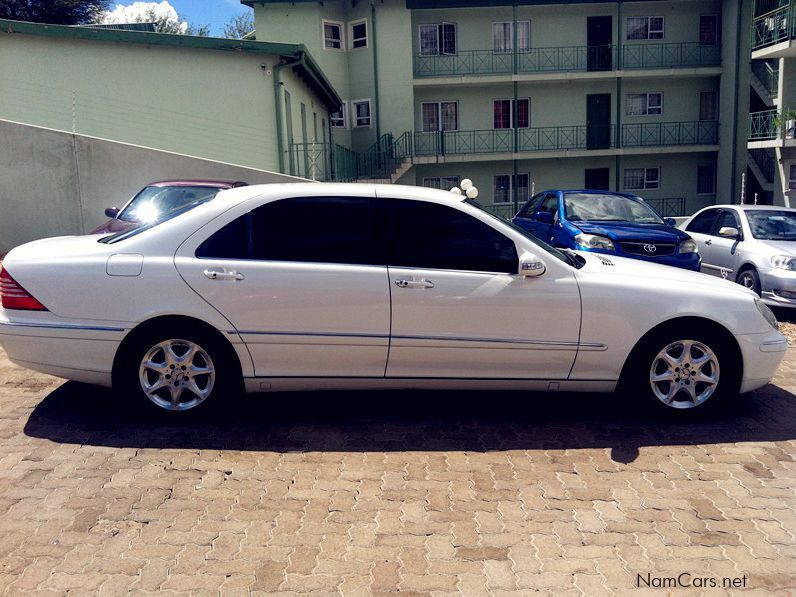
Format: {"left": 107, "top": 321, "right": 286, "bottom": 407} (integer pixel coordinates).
{"left": 0, "top": 321, "right": 125, "bottom": 332}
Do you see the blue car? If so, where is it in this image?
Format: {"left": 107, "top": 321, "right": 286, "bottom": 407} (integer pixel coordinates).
{"left": 512, "top": 190, "right": 701, "bottom": 271}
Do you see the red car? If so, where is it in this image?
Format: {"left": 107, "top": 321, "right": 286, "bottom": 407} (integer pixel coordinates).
{"left": 91, "top": 180, "right": 248, "bottom": 234}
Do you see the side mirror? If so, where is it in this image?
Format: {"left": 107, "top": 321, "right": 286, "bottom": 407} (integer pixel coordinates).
{"left": 534, "top": 211, "right": 554, "bottom": 224}
{"left": 105, "top": 207, "right": 120, "bottom": 218}
{"left": 664, "top": 217, "right": 677, "bottom": 227}
{"left": 718, "top": 226, "right": 740, "bottom": 239}
{"left": 519, "top": 252, "right": 546, "bottom": 277}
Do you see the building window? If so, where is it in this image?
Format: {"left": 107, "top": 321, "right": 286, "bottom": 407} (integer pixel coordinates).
{"left": 699, "top": 15, "right": 720, "bottom": 45}
{"left": 494, "top": 98, "right": 530, "bottom": 129}
{"left": 699, "top": 91, "right": 718, "bottom": 121}
{"left": 419, "top": 22, "right": 457, "bottom": 56}
{"left": 421, "top": 101, "right": 459, "bottom": 132}
{"left": 330, "top": 102, "right": 347, "bottom": 128}
{"left": 350, "top": 19, "right": 367, "bottom": 49}
{"left": 626, "top": 92, "right": 662, "bottom": 116}
{"left": 423, "top": 176, "right": 461, "bottom": 190}
{"left": 624, "top": 167, "right": 659, "bottom": 190}
{"left": 697, "top": 165, "right": 716, "bottom": 194}
{"left": 627, "top": 16, "right": 664, "bottom": 40}
{"left": 492, "top": 21, "right": 531, "bottom": 53}
{"left": 352, "top": 100, "right": 372, "bottom": 128}
{"left": 323, "top": 20, "right": 344, "bottom": 50}
{"left": 789, "top": 165, "right": 796, "bottom": 190}
{"left": 494, "top": 174, "right": 530, "bottom": 203}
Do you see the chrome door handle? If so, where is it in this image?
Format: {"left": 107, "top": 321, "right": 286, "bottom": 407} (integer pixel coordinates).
{"left": 204, "top": 269, "right": 244, "bottom": 281}
{"left": 394, "top": 278, "right": 434, "bottom": 289}
{"left": 705, "top": 239, "right": 712, "bottom": 246}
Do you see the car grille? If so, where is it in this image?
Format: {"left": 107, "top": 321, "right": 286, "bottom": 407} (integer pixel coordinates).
{"left": 619, "top": 242, "right": 676, "bottom": 257}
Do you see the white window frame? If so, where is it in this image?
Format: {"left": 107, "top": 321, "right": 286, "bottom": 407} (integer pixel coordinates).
{"left": 493, "top": 173, "right": 530, "bottom": 204}
{"left": 349, "top": 19, "right": 368, "bottom": 50}
{"left": 493, "top": 97, "right": 531, "bottom": 129}
{"left": 352, "top": 99, "right": 372, "bottom": 128}
{"left": 330, "top": 101, "right": 347, "bottom": 129}
{"left": 697, "top": 164, "right": 717, "bottom": 195}
{"left": 627, "top": 16, "right": 665, "bottom": 40}
{"left": 625, "top": 92, "right": 663, "bottom": 116}
{"left": 322, "top": 19, "right": 345, "bottom": 51}
{"left": 423, "top": 176, "right": 461, "bottom": 190}
{"left": 624, "top": 167, "right": 660, "bottom": 190}
{"left": 419, "top": 22, "right": 457, "bottom": 56}
{"left": 492, "top": 21, "right": 531, "bottom": 53}
{"left": 420, "top": 100, "right": 459, "bottom": 132}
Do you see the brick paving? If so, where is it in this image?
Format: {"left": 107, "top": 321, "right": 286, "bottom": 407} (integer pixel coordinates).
{"left": 0, "top": 346, "right": 795, "bottom": 596}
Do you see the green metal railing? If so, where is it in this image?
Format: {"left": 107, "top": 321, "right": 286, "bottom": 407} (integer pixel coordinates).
{"left": 748, "top": 109, "right": 781, "bottom": 140}
{"left": 751, "top": 59, "right": 780, "bottom": 97}
{"left": 749, "top": 148, "right": 777, "bottom": 182}
{"left": 645, "top": 197, "right": 687, "bottom": 217}
{"left": 621, "top": 121, "right": 719, "bottom": 147}
{"left": 482, "top": 203, "right": 517, "bottom": 220}
{"left": 414, "top": 42, "right": 720, "bottom": 77}
{"left": 752, "top": 3, "right": 792, "bottom": 50}
{"left": 622, "top": 42, "right": 720, "bottom": 69}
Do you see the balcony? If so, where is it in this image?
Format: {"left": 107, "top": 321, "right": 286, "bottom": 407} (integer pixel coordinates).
{"left": 413, "top": 42, "right": 720, "bottom": 78}
{"left": 747, "top": 108, "right": 796, "bottom": 146}
{"left": 621, "top": 121, "right": 719, "bottom": 147}
{"left": 751, "top": 2, "right": 796, "bottom": 57}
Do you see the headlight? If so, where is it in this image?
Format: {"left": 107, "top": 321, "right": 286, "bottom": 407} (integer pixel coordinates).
{"left": 771, "top": 255, "right": 796, "bottom": 270}
{"left": 756, "top": 298, "right": 779, "bottom": 330}
{"left": 574, "top": 233, "right": 615, "bottom": 251}
{"left": 679, "top": 239, "right": 698, "bottom": 254}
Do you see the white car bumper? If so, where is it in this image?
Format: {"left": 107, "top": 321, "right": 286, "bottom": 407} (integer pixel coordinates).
{"left": 736, "top": 327, "right": 788, "bottom": 393}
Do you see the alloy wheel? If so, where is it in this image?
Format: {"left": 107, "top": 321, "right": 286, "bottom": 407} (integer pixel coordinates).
{"left": 138, "top": 339, "right": 215, "bottom": 411}
{"left": 649, "top": 339, "right": 720, "bottom": 409}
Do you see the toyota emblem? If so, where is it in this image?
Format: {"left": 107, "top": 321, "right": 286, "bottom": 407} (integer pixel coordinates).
{"left": 643, "top": 244, "right": 657, "bottom": 253}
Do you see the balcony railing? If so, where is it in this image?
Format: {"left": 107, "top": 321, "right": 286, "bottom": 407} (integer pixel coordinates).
{"left": 621, "top": 121, "right": 719, "bottom": 147}
{"left": 413, "top": 42, "right": 719, "bottom": 77}
{"left": 752, "top": 3, "right": 792, "bottom": 50}
{"left": 751, "top": 59, "right": 780, "bottom": 98}
{"left": 622, "top": 42, "right": 720, "bottom": 69}
{"left": 748, "top": 109, "right": 780, "bottom": 140}
{"left": 645, "top": 197, "right": 687, "bottom": 217}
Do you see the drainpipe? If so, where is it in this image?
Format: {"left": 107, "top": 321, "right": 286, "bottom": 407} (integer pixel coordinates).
{"left": 371, "top": 1, "right": 382, "bottom": 145}
{"left": 273, "top": 53, "right": 304, "bottom": 174}
{"left": 615, "top": 0, "right": 623, "bottom": 191}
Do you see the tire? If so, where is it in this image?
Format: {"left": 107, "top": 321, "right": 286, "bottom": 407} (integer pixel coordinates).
{"left": 117, "top": 327, "right": 234, "bottom": 417}
{"left": 737, "top": 268, "right": 761, "bottom": 296}
{"left": 624, "top": 327, "right": 739, "bottom": 415}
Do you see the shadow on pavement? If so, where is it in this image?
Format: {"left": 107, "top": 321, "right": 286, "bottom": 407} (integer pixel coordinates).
{"left": 23, "top": 381, "right": 796, "bottom": 463}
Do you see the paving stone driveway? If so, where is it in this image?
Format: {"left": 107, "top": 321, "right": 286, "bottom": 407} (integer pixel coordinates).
{"left": 0, "top": 346, "right": 795, "bottom": 596}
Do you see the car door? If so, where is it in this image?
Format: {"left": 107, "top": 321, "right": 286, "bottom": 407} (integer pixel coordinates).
{"left": 512, "top": 193, "right": 543, "bottom": 232}
{"left": 684, "top": 208, "right": 721, "bottom": 277}
{"left": 378, "top": 196, "right": 581, "bottom": 380}
{"left": 703, "top": 209, "right": 744, "bottom": 280}
{"left": 531, "top": 193, "right": 559, "bottom": 242}
{"left": 174, "top": 194, "right": 390, "bottom": 377}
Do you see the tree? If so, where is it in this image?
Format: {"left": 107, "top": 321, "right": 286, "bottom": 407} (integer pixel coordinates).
{"left": 98, "top": 1, "right": 209, "bottom": 36}
{"left": 0, "top": 0, "right": 111, "bottom": 25}
{"left": 222, "top": 12, "right": 254, "bottom": 40}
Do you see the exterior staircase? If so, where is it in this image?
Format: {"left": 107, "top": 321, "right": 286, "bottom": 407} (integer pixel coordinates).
{"left": 748, "top": 148, "right": 776, "bottom": 192}
{"left": 750, "top": 60, "right": 779, "bottom": 107}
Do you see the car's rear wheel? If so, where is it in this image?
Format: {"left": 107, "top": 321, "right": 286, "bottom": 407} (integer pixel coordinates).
{"left": 737, "top": 268, "right": 761, "bottom": 296}
{"left": 119, "top": 328, "right": 233, "bottom": 416}
{"left": 625, "top": 327, "right": 739, "bottom": 414}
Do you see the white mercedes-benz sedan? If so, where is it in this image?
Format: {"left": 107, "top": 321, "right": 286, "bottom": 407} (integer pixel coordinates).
{"left": 0, "top": 183, "right": 787, "bottom": 415}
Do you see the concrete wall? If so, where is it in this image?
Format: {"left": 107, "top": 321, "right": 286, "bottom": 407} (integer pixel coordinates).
{"left": 0, "top": 120, "right": 304, "bottom": 254}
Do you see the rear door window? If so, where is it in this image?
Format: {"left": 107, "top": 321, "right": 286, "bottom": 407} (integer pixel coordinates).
{"left": 685, "top": 208, "right": 720, "bottom": 235}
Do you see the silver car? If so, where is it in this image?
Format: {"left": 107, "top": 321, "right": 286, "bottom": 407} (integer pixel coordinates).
{"left": 680, "top": 205, "right": 796, "bottom": 307}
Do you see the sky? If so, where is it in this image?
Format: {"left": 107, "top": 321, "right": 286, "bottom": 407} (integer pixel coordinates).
{"left": 109, "top": 1, "right": 251, "bottom": 36}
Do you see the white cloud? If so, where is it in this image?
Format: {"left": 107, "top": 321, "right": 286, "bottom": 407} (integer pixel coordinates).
{"left": 100, "top": 1, "right": 188, "bottom": 34}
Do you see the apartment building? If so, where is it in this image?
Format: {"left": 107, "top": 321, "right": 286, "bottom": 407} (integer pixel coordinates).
{"left": 249, "top": 0, "right": 750, "bottom": 216}
{"left": 748, "top": 0, "right": 796, "bottom": 206}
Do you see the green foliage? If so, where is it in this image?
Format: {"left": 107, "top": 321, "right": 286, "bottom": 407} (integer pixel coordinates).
{"left": 0, "top": 0, "right": 110, "bottom": 24}
{"left": 222, "top": 12, "right": 254, "bottom": 40}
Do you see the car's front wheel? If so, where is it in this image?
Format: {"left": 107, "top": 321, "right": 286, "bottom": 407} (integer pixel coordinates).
{"left": 737, "top": 268, "right": 761, "bottom": 296}
{"left": 626, "top": 328, "right": 739, "bottom": 413}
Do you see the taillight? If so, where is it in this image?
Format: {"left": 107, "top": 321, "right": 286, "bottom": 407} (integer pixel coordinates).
{"left": 0, "top": 268, "right": 48, "bottom": 311}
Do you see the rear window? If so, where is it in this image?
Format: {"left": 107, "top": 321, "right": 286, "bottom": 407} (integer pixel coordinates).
{"left": 99, "top": 196, "right": 214, "bottom": 244}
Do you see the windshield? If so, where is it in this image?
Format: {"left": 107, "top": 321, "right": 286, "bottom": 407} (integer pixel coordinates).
{"left": 118, "top": 186, "right": 222, "bottom": 223}
{"left": 464, "top": 199, "right": 583, "bottom": 268}
{"left": 747, "top": 210, "right": 796, "bottom": 240}
{"left": 99, "top": 195, "right": 215, "bottom": 244}
{"left": 563, "top": 193, "right": 663, "bottom": 224}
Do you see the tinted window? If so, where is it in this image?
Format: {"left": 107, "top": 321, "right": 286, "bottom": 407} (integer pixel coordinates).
{"left": 716, "top": 209, "right": 740, "bottom": 230}
{"left": 686, "top": 209, "right": 720, "bottom": 234}
{"left": 380, "top": 199, "right": 518, "bottom": 274}
{"left": 196, "top": 196, "right": 379, "bottom": 265}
